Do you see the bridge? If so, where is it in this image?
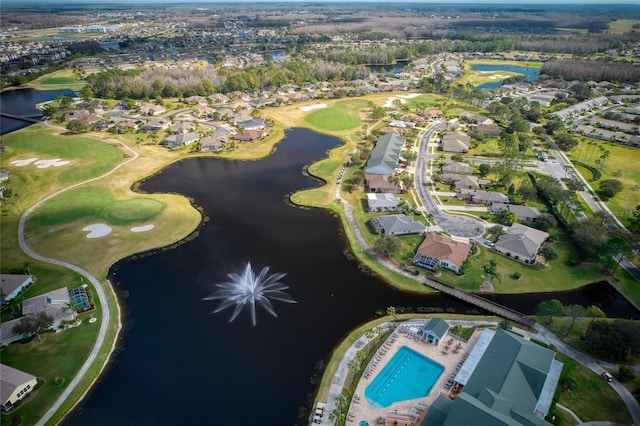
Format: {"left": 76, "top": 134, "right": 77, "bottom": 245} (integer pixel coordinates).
{"left": 421, "top": 276, "right": 536, "bottom": 328}
{"left": 0, "top": 112, "right": 42, "bottom": 124}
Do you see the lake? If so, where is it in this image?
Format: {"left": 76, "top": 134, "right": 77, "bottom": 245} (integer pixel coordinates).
{"left": 472, "top": 63, "right": 540, "bottom": 90}
{"left": 1, "top": 93, "right": 636, "bottom": 425}
{"left": 0, "top": 88, "right": 77, "bottom": 135}
{"left": 59, "top": 128, "right": 638, "bottom": 426}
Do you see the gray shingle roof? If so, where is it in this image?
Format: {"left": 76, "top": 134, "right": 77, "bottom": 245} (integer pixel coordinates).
{"left": 369, "top": 214, "right": 426, "bottom": 235}
{"left": 494, "top": 224, "right": 548, "bottom": 260}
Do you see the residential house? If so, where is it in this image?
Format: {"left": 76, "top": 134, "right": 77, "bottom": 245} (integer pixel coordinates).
{"left": 63, "top": 109, "right": 90, "bottom": 121}
{"left": 230, "top": 112, "right": 253, "bottom": 125}
{"left": 369, "top": 214, "right": 426, "bottom": 236}
{"left": 238, "top": 118, "right": 268, "bottom": 131}
{"left": 137, "top": 102, "right": 166, "bottom": 116}
{"left": 413, "top": 234, "right": 471, "bottom": 273}
{"left": 388, "top": 120, "right": 416, "bottom": 129}
{"left": 419, "top": 108, "right": 445, "bottom": 121}
{"left": 169, "top": 121, "right": 196, "bottom": 133}
{"left": 457, "top": 189, "right": 509, "bottom": 205}
{"left": 366, "top": 193, "right": 401, "bottom": 212}
{"left": 140, "top": 119, "right": 170, "bottom": 132}
{"left": 491, "top": 203, "right": 541, "bottom": 222}
{"left": 441, "top": 132, "right": 471, "bottom": 153}
{"left": 234, "top": 130, "right": 265, "bottom": 142}
{"left": 0, "top": 275, "right": 34, "bottom": 305}
{"left": 443, "top": 174, "right": 483, "bottom": 190}
{"left": 365, "top": 173, "right": 401, "bottom": 194}
{"left": 476, "top": 123, "right": 502, "bottom": 136}
{"left": 364, "top": 133, "right": 405, "bottom": 176}
{"left": 19, "top": 287, "right": 75, "bottom": 333}
{"left": 1, "top": 364, "right": 38, "bottom": 412}
{"left": 459, "top": 111, "right": 494, "bottom": 125}
{"left": 424, "top": 328, "right": 563, "bottom": 426}
{"left": 493, "top": 223, "right": 549, "bottom": 263}
{"left": 184, "top": 95, "right": 208, "bottom": 105}
{"left": 442, "top": 162, "right": 473, "bottom": 175}
{"left": 288, "top": 92, "right": 311, "bottom": 103}
{"left": 248, "top": 98, "right": 274, "bottom": 108}
{"left": 208, "top": 93, "right": 230, "bottom": 104}
{"left": 418, "top": 318, "right": 450, "bottom": 346}
{"left": 200, "top": 136, "right": 225, "bottom": 152}
{"left": 163, "top": 133, "right": 200, "bottom": 147}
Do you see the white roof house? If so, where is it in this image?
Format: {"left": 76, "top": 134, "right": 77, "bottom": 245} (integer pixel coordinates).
{"left": 366, "top": 193, "right": 401, "bottom": 212}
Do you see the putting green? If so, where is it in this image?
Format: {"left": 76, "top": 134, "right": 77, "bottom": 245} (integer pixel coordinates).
{"left": 28, "top": 186, "right": 166, "bottom": 227}
{"left": 103, "top": 198, "right": 166, "bottom": 226}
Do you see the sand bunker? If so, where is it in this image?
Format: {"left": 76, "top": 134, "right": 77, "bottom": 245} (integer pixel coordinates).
{"left": 300, "top": 103, "right": 327, "bottom": 112}
{"left": 11, "top": 158, "right": 70, "bottom": 168}
{"left": 83, "top": 224, "right": 113, "bottom": 239}
{"left": 383, "top": 93, "right": 422, "bottom": 108}
{"left": 34, "top": 159, "right": 71, "bottom": 168}
{"left": 11, "top": 158, "right": 38, "bottom": 166}
{"left": 131, "top": 224, "right": 155, "bottom": 233}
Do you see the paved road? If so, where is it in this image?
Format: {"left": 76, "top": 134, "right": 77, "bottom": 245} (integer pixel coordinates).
{"left": 414, "top": 123, "right": 486, "bottom": 238}
{"left": 21, "top": 134, "right": 134, "bottom": 426}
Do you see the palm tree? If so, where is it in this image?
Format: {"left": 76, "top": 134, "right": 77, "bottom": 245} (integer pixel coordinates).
{"left": 599, "top": 150, "right": 610, "bottom": 172}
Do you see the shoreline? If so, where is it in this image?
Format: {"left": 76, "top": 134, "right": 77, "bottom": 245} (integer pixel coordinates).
{"left": 4, "top": 96, "right": 638, "bottom": 424}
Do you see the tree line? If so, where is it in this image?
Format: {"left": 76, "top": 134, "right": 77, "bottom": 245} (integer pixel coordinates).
{"left": 541, "top": 58, "right": 640, "bottom": 83}
{"left": 87, "top": 59, "right": 371, "bottom": 100}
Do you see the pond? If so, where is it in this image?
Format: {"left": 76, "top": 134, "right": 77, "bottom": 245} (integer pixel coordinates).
{"left": 472, "top": 63, "right": 540, "bottom": 90}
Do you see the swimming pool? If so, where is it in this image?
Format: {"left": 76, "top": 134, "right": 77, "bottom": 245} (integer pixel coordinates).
{"left": 365, "top": 346, "right": 444, "bottom": 408}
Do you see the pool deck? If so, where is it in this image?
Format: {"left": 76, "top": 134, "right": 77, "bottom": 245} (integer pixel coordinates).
{"left": 345, "top": 326, "right": 484, "bottom": 426}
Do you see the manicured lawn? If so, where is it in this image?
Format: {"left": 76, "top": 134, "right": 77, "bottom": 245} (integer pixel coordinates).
{"left": 0, "top": 310, "right": 100, "bottom": 426}
{"left": 304, "top": 99, "right": 369, "bottom": 131}
{"left": 1, "top": 126, "right": 125, "bottom": 205}
{"left": 28, "top": 68, "right": 86, "bottom": 91}
{"left": 444, "top": 230, "right": 605, "bottom": 294}
{"left": 554, "top": 353, "right": 632, "bottom": 424}
{"left": 28, "top": 186, "right": 166, "bottom": 226}
{"left": 568, "top": 139, "right": 640, "bottom": 227}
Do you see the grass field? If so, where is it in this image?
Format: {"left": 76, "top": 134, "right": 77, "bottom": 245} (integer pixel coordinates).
{"left": 0, "top": 126, "right": 126, "bottom": 205}
{"left": 28, "top": 68, "right": 86, "bottom": 91}
{"left": 568, "top": 138, "right": 640, "bottom": 228}
{"left": 609, "top": 19, "right": 640, "bottom": 35}
{"left": 304, "top": 99, "right": 369, "bottom": 131}
{"left": 28, "top": 186, "right": 166, "bottom": 226}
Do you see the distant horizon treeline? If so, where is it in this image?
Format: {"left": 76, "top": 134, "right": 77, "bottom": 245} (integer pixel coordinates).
{"left": 541, "top": 58, "right": 640, "bottom": 82}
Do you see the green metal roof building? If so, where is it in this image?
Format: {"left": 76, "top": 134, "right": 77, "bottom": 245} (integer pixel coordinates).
{"left": 423, "top": 328, "right": 563, "bottom": 426}
{"left": 364, "top": 133, "right": 405, "bottom": 176}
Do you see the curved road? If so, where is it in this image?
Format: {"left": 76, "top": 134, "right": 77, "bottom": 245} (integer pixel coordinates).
{"left": 17, "top": 135, "right": 137, "bottom": 426}
{"left": 330, "top": 130, "right": 640, "bottom": 425}
{"left": 414, "top": 123, "right": 486, "bottom": 238}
